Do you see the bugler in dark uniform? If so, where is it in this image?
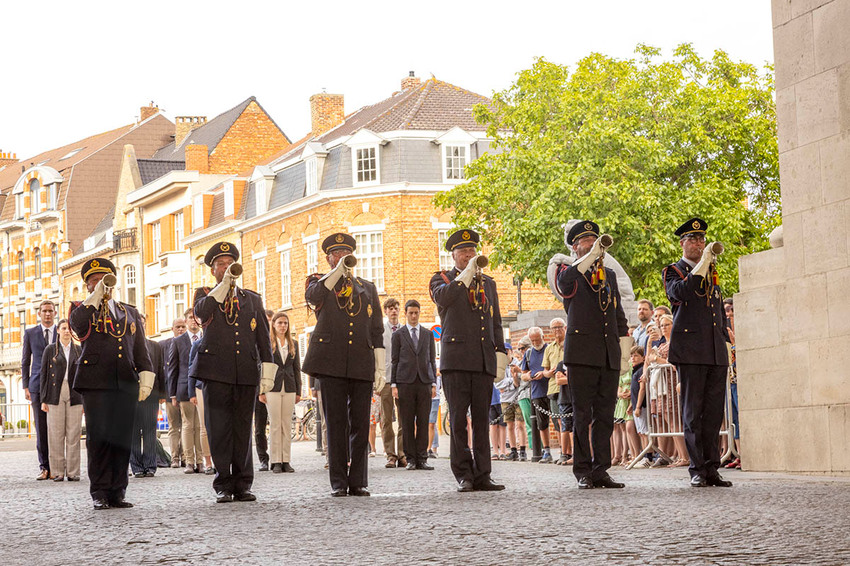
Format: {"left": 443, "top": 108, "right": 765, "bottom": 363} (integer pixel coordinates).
{"left": 190, "top": 242, "right": 274, "bottom": 502}
{"left": 429, "top": 229, "right": 507, "bottom": 492}
{"left": 302, "top": 233, "right": 384, "bottom": 497}
{"left": 663, "top": 217, "right": 733, "bottom": 488}
{"left": 556, "top": 221, "right": 630, "bottom": 489}
{"left": 69, "top": 257, "right": 154, "bottom": 510}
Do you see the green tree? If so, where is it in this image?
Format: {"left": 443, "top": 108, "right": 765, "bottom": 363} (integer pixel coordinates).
{"left": 435, "top": 44, "right": 779, "bottom": 306}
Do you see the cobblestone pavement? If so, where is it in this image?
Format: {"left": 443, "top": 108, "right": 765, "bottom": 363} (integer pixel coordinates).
{"left": 1, "top": 436, "right": 849, "bottom": 565}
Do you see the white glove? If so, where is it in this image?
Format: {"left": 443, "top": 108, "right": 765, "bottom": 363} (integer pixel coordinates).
{"left": 573, "top": 237, "right": 606, "bottom": 274}
{"left": 374, "top": 348, "right": 387, "bottom": 393}
{"left": 82, "top": 278, "right": 108, "bottom": 307}
{"left": 319, "top": 256, "right": 353, "bottom": 290}
{"left": 495, "top": 352, "right": 508, "bottom": 384}
{"left": 207, "top": 276, "right": 236, "bottom": 303}
{"left": 619, "top": 336, "right": 635, "bottom": 374}
{"left": 138, "top": 371, "right": 155, "bottom": 402}
{"left": 693, "top": 246, "right": 715, "bottom": 278}
{"left": 259, "top": 362, "right": 276, "bottom": 394}
{"left": 456, "top": 255, "right": 481, "bottom": 288}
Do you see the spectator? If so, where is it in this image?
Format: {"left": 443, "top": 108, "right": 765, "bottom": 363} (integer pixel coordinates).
{"left": 252, "top": 309, "right": 275, "bottom": 472}
{"left": 542, "top": 318, "right": 571, "bottom": 465}
{"left": 380, "top": 298, "right": 405, "bottom": 468}
{"left": 130, "top": 314, "right": 167, "bottom": 478}
{"left": 612, "top": 365, "right": 632, "bottom": 466}
{"left": 170, "top": 310, "right": 205, "bottom": 474}
{"left": 652, "top": 305, "right": 672, "bottom": 330}
{"left": 185, "top": 309, "right": 214, "bottom": 475}
{"left": 514, "top": 337, "right": 533, "bottom": 461}
{"left": 632, "top": 300, "right": 654, "bottom": 352}
{"left": 647, "top": 314, "right": 688, "bottom": 468}
{"left": 627, "top": 346, "right": 649, "bottom": 466}
{"left": 38, "top": 319, "right": 82, "bottom": 481}
{"left": 496, "top": 343, "right": 526, "bottom": 461}
{"left": 489, "top": 384, "right": 507, "bottom": 460}
{"left": 22, "top": 299, "right": 58, "bottom": 480}
{"left": 428, "top": 370, "right": 442, "bottom": 459}
{"left": 521, "top": 327, "right": 552, "bottom": 463}
{"left": 724, "top": 299, "right": 741, "bottom": 469}
{"left": 161, "top": 317, "right": 186, "bottom": 467}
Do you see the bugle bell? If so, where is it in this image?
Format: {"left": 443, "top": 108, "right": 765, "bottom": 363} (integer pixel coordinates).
{"left": 102, "top": 273, "right": 117, "bottom": 289}
{"left": 599, "top": 234, "right": 614, "bottom": 250}
{"left": 342, "top": 254, "right": 358, "bottom": 269}
{"left": 708, "top": 242, "right": 724, "bottom": 256}
{"left": 226, "top": 262, "right": 243, "bottom": 278}
{"left": 473, "top": 255, "right": 489, "bottom": 270}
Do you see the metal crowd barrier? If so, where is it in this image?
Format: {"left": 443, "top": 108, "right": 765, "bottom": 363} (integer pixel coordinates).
{"left": 626, "top": 363, "right": 738, "bottom": 469}
{"left": 0, "top": 402, "right": 35, "bottom": 439}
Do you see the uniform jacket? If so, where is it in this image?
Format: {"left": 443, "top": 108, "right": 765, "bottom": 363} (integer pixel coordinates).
{"left": 190, "top": 286, "right": 272, "bottom": 386}
{"left": 302, "top": 274, "right": 384, "bottom": 381}
{"left": 271, "top": 341, "right": 302, "bottom": 393}
{"left": 146, "top": 339, "right": 167, "bottom": 399}
{"left": 169, "top": 332, "right": 197, "bottom": 401}
{"left": 69, "top": 302, "right": 153, "bottom": 393}
{"left": 22, "top": 325, "right": 57, "bottom": 390}
{"left": 429, "top": 267, "right": 506, "bottom": 375}
{"left": 663, "top": 258, "right": 730, "bottom": 366}
{"left": 391, "top": 325, "right": 437, "bottom": 385}
{"left": 557, "top": 264, "right": 629, "bottom": 370}
{"left": 38, "top": 341, "right": 83, "bottom": 406}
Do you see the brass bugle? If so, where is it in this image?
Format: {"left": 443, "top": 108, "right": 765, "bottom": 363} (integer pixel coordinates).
{"left": 599, "top": 234, "right": 614, "bottom": 250}
{"left": 226, "top": 262, "right": 243, "bottom": 278}
{"left": 102, "top": 273, "right": 117, "bottom": 289}
{"left": 473, "top": 255, "right": 489, "bottom": 269}
{"left": 342, "top": 254, "right": 358, "bottom": 269}
{"left": 708, "top": 242, "right": 724, "bottom": 255}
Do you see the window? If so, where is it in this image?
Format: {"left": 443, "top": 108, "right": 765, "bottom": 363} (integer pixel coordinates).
{"left": 29, "top": 179, "right": 42, "bottom": 214}
{"left": 17, "top": 252, "right": 24, "bottom": 282}
{"left": 0, "top": 258, "right": 4, "bottom": 286}
{"left": 255, "top": 180, "right": 267, "bottom": 215}
{"left": 256, "top": 258, "right": 266, "bottom": 303}
{"left": 445, "top": 145, "right": 467, "bottom": 180}
{"left": 152, "top": 222, "right": 161, "bottom": 258}
{"left": 306, "top": 158, "right": 318, "bottom": 195}
{"left": 50, "top": 245, "right": 58, "bottom": 274}
{"left": 125, "top": 265, "right": 137, "bottom": 306}
{"left": 173, "top": 285, "right": 186, "bottom": 320}
{"left": 280, "top": 250, "right": 291, "bottom": 307}
{"left": 353, "top": 231, "right": 384, "bottom": 291}
{"left": 34, "top": 248, "right": 41, "bottom": 278}
{"left": 153, "top": 294, "right": 160, "bottom": 332}
{"left": 355, "top": 147, "right": 377, "bottom": 184}
{"left": 437, "top": 230, "right": 453, "bottom": 272}
{"left": 15, "top": 193, "right": 24, "bottom": 219}
{"left": 306, "top": 241, "right": 318, "bottom": 275}
{"left": 0, "top": 314, "right": 4, "bottom": 344}
{"left": 19, "top": 310, "right": 26, "bottom": 337}
{"left": 173, "top": 212, "right": 184, "bottom": 248}
{"left": 47, "top": 183, "right": 57, "bottom": 210}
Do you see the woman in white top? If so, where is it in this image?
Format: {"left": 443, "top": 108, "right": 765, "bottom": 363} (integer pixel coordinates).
{"left": 258, "top": 311, "right": 301, "bottom": 473}
{"left": 39, "top": 319, "right": 83, "bottom": 481}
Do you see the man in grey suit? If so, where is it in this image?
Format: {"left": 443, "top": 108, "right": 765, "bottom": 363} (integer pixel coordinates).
{"left": 22, "top": 300, "right": 57, "bottom": 480}
{"left": 161, "top": 317, "right": 186, "bottom": 467}
{"left": 391, "top": 300, "right": 437, "bottom": 470}
{"left": 380, "top": 298, "right": 405, "bottom": 468}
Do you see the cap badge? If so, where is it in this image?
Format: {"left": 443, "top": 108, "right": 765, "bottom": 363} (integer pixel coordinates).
{"left": 335, "top": 234, "right": 344, "bottom": 243}
{"left": 692, "top": 220, "right": 700, "bottom": 229}
{"left": 91, "top": 260, "right": 100, "bottom": 268}
{"left": 462, "top": 231, "right": 470, "bottom": 240}
{"left": 220, "top": 243, "right": 230, "bottom": 251}
{"left": 584, "top": 222, "right": 592, "bottom": 230}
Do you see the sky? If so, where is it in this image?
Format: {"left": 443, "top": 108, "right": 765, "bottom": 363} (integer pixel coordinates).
{"left": 1, "top": 0, "right": 775, "bottom": 160}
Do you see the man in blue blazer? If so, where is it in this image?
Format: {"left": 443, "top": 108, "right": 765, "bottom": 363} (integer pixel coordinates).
{"left": 22, "top": 299, "right": 58, "bottom": 480}
{"left": 391, "top": 299, "right": 437, "bottom": 471}
{"left": 170, "top": 310, "right": 206, "bottom": 474}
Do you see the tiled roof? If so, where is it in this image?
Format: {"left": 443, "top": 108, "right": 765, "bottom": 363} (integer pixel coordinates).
{"left": 138, "top": 159, "right": 184, "bottom": 185}
{"left": 207, "top": 192, "right": 225, "bottom": 228}
{"left": 152, "top": 97, "right": 290, "bottom": 161}
{"left": 76, "top": 205, "right": 116, "bottom": 254}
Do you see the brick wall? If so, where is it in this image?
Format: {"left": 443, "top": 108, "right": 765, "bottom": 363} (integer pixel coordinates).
{"left": 207, "top": 101, "right": 291, "bottom": 175}
{"left": 309, "top": 93, "right": 344, "bottom": 137}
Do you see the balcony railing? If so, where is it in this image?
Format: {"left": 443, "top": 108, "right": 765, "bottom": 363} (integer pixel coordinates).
{"left": 34, "top": 278, "right": 42, "bottom": 296}
{"left": 0, "top": 345, "right": 23, "bottom": 369}
{"left": 113, "top": 228, "right": 138, "bottom": 252}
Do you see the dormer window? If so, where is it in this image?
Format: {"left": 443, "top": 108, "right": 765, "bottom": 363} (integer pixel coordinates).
{"left": 444, "top": 145, "right": 467, "bottom": 180}
{"left": 306, "top": 158, "right": 318, "bottom": 196}
{"left": 255, "top": 179, "right": 267, "bottom": 215}
{"left": 30, "top": 179, "right": 42, "bottom": 214}
{"left": 434, "top": 127, "right": 476, "bottom": 184}
{"left": 345, "top": 129, "right": 386, "bottom": 187}
{"left": 355, "top": 147, "right": 378, "bottom": 184}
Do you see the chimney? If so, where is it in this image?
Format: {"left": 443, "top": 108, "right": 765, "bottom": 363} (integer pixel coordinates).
{"left": 185, "top": 144, "right": 209, "bottom": 174}
{"left": 139, "top": 102, "right": 159, "bottom": 122}
{"left": 0, "top": 150, "right": 17, "bottom": 167}
{"left": 401, "top": 71, "right": 421, "bottom": 91}
{"left": 174, "top": 116, "right": 207, "bottom": 146}
{"left": 309, "top": 92, "right": 344, "bottom": 137}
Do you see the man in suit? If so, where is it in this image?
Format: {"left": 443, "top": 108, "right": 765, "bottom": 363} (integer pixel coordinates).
{"left": 254, "top": 309, "right": 275, "bottom": 472}
{"left": 380, "top": 298, "right": 405, "bottom": 468}
{"left": 130, "top": 313, "right": 167, "bottom": 478}
{"left": 429, "top": 229, "right": 508, "bottom": 493}
{"left": 184, "top": 308, "right": 214, "bottom": 475}
{"left": 303, "top": 233, "right": 384, "bottom": 497}
{"left": 391, "top": 299, "right": 437, "bottom": 470}
{"left": 190, "top": 242, "right": 275, "bottom": 503}
{"left": 69, "top": 258, "right": 154, "bottom": 510}
{"left": 170, "top": 311, "right": 205, "bottom": 474}
{"left": 161, "top": 317, "right": 186, "bottom": 467}
{"left": 22, "top": 299, "right": 57, "bottom": 480}
{"left": 663, "top": 217, "right": 733, "bottom": 488}
{"left": 556, "top": 221, "right": 631, "bottom": 489}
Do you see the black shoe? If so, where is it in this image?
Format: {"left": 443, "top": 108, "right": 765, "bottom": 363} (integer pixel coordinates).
{"left": 405, "top": 462, "right": 417, "bottom": 470}
{"left": 330, "top": 488, "right": 348, "bottom": 497}
{"left": 508, "top": 450, "right": 518, "bottom": 461}
{"left": 690, "top": 475, "right": 708, "bottom": 488}
{"left": 144, "top": 471, "right": 155, "bottom": 478}
{"left": 281, "top": 463, "right": 295, "bottom": 473}
{"left": 519, "top": 450, "right": 527, "bottom": 462}
{"left": 457, "top": 479, "right": 474, "bottom": 492}
{"left": 110, "top": 499, "right": 134, "bottom": 508}
{"left": 52, "top": 475, "right": 65, "bottom": 482}
{"left": 234, "top": 491, "right": 257, "bottom": 502}
{"left": 205, "top": 467, "right": 216, "bottom": 475}
{"left": 595, "top": 475, "right": 625, "bottom": 489}
{"left": 216, "top": 491, "right": 233, "bottom": 503}
{"left": 427, "top": 449, "right": 436, "bottom": 459}
{"left": 397, "top": 458, "right": 407, "bottom": 468}
{"left": 258, "top": 462, "right": 269, "bottom": 472}
{"left": 271, "top": 463, "right": 283, "bottom": 473}
{"left": 577, "top": 476, "right": 594, "bottom": 489}
{"left": 349, "top": 487, "right": 370, "bottom": 496}
{"left": 706, "top": 474, "right": 733, "bottom": 487}
{"left": 133, "top": 471, "right": 145, "bottom": 478}
{"left": 92, "top": 498, "right": 110, "bottom": 510}
{"left": 474, "top": 479, "right": 505, "bottom": 491}
{"left": 415, "top": 462, "right": 434, "bottom": 470}
{"left": 67, "top": 477, "right": 81, "bottom": 482}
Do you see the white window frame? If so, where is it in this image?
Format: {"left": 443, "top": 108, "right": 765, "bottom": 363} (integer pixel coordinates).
{"left": 305, "top": 241, "right": 318, "bottom": 275}
{"left": 153, "top": 294, "right": 161, "bottom": 332}
{"left": 256, "top": 257, "right": 266, "bottom": 303}
{"left": 280, "top": 249, "right": 292, "bottom": 308}
{"left": 174, "top": 211, "right": 184, "bottom": 248}
{"left": 15, "top": 193, "right": 24, "bottom": 219}
{"left": 173, "top": 285, "right": 187, "bottom": 321}
{"left": 47, "top": 183, "right": 58, "bottom": 209}
{"left": 443, "top": 144, "right": 468, "bottom": 183}
{"left": 151, "top": 221, "right": 161, "bottom": 259}
{"left": 352, "top": 230, "right": 385, "bottom": 292}
{"left": 255, "top": 179, "right": 267, "bottom": 215}
{"left": 30, "top": 179, "right": 42, "bottom": 214}
{"left": 352, "top": 145, "right": 379, "bottom": 186}
{"left": 50, "top": 244, "right": 59, "bottom": 274}
{"left": 124, "top": 265, "right": 137, "bottom": 306}
{"left": 437, "top": 229, "right": 454, "bottom": 272}
{"left": 192, "top": 195, "right": 204, "bottom": 231}
{"left": 224, "top": 181, "right": 235, "bottom": 217}
{"left": 305, "top": 157, "right": 318, "bottom": 196}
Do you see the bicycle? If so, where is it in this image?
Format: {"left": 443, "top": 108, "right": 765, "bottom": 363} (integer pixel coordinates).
{"left": 291, "top": 398, "right": 317, "bottom": 442}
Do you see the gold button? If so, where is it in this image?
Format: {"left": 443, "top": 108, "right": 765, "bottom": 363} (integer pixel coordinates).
{"left": 118, "top": 354, "right": 122, "bottom": 358}
{"left": 205, "top": 349, "right": 209, "bottom": 352}
{"left": 713, "top": 323, "right": 716, "bottom": 326}
{"left": 481, "top": 337, "right": 484, "bottom": 341}
{"left": 235, "top": 323, "right": 239, "bottom": 327}
{"left": 119, "top": 346, "right": 123, "bottom": 350}
{"left": 118, "top": 338, "right": 122, "bottom": 342}
{"left": 84, "top": 360, "right": 88, "bottom": 364}
{"left": 319, "top": 338, "right": 323, "bottom": 342}
{"left": 349, "top": 322, "right": 354, "bottom": 327}
{"left": 235, "top": 332, "right": 239, "bottom": 336}
{"left": 349, "top": 331, "right": 353, "bottom": 336}
{"left": 451, "top": 338, "right": 455, "bottom": 342}
{"left": 574, "top": 330, "right": 578, "bottom": 333}
{"left": 481, "top": 327, "right": 485, "bottom": 331}
{"left": 684, "top": 329, "right": 688, "bottom": 333}
{"left": 236, "top": 341, "right": 240, "bottom": 345}
{"left": 237, "top": 350, "right": 240, "bottom": 354}
{"left": 348, "top": 340, "right": 352, "bottom": 344}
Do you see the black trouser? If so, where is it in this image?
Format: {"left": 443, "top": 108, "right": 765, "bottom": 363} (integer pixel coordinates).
{"left": 677, "top": 363, "right": 727, "bottom": 480}
{"left": 318, "top": 375, "right": 372, "bottom": 491}
{"left": 30, "top": 391, "right": 50, "bottom": 473}
{"left": 441, "top": 371, "right": 492, "bottom": 485}
{"left": 81, "top": 388, "right": 137, "bottom": 502}
{"left": 130, "top": 394, "right": 159, "bottom": 474}
{"left": 568, "top": 364, "right": 618, "bottom": 481}
{"left": 253, "top": 395, "right": 269, "bottom": 465}
{"left": 397, "top": 381, "right": 431, "bottom": 465}
{"left": 204, "top": 381, "right": 255, "bottom": 496}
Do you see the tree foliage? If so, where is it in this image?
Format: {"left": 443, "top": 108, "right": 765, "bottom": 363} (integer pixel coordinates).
{"left": 435, "top": 44, "right": 779, "bottom": 306}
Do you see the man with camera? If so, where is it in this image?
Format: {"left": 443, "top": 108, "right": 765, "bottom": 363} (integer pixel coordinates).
{"left": 302, "top": 233, "right": 384, "bottom": 497}
{"left": 190, "top": 242, "right": 275, "bottom": 503}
